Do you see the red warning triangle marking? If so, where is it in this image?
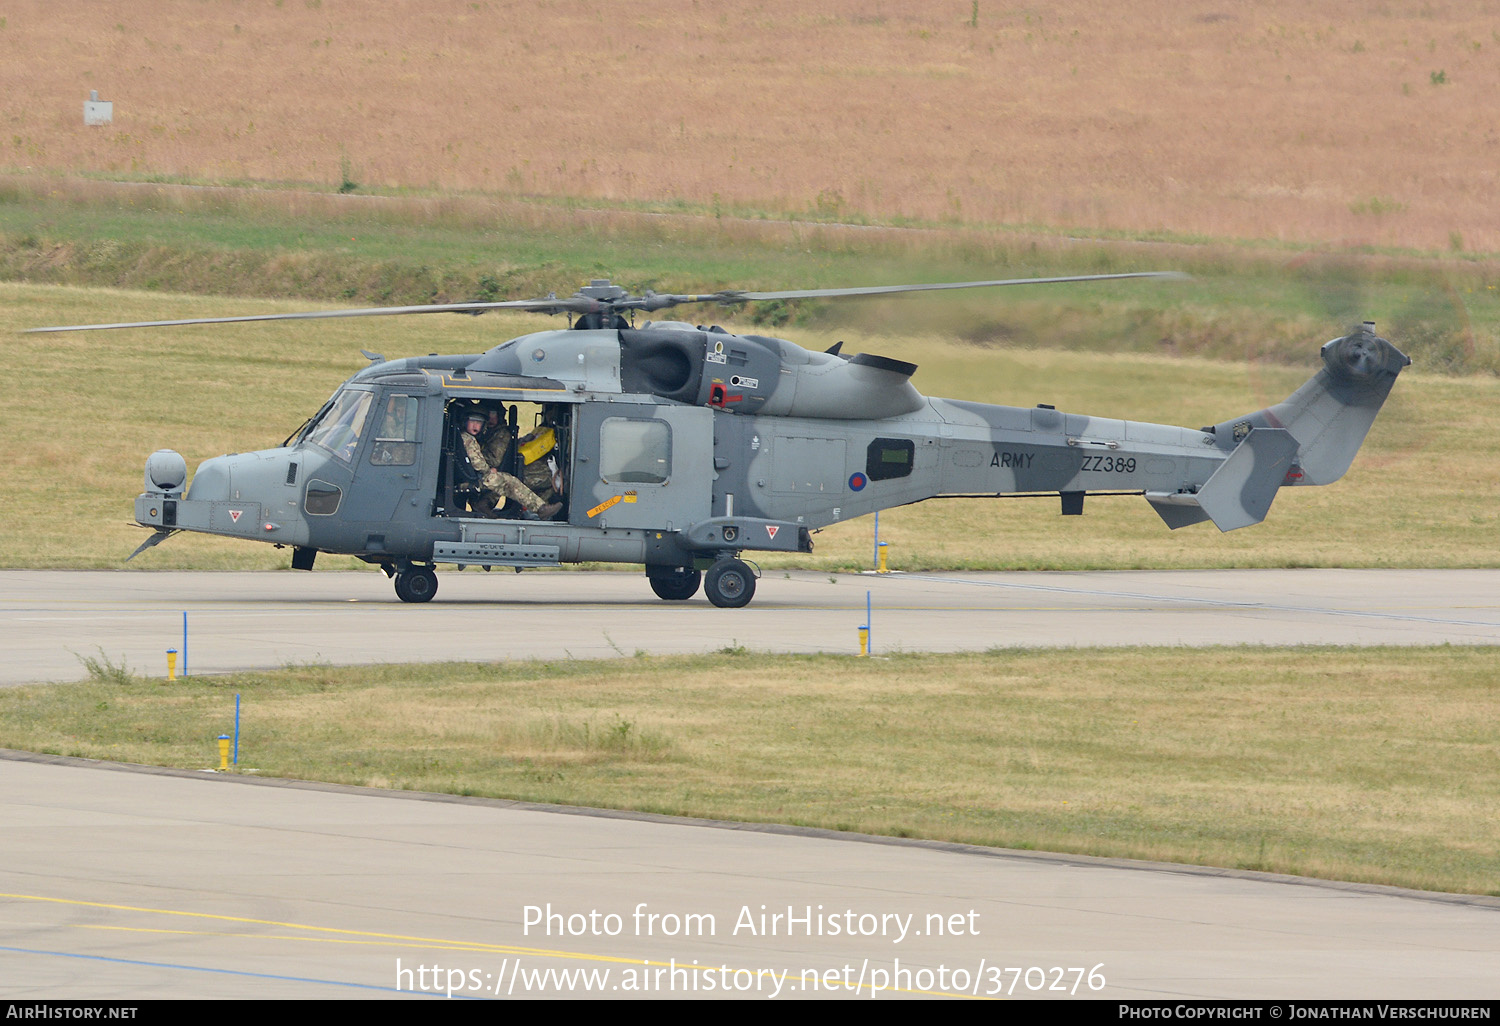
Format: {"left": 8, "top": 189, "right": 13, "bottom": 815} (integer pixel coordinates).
{"left": 229, "top": 509, "right": 242, "bottom": 522}
{"left": 766, "top": 525, "right": 779, "bottom": 539}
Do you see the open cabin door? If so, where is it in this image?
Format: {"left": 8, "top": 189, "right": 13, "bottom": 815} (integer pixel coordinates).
{"left": 571, "top": 403, "right": 713, "bottom": 531}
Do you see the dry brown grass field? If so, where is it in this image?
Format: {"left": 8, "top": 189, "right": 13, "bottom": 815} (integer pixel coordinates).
{"left": 3, "top": 0, "right": 1498, "bottom": 252}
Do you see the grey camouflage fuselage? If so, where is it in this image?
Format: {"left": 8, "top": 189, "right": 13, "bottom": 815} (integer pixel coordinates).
{"left": 133, "top": 319, "right": 1408, "bottom": 605}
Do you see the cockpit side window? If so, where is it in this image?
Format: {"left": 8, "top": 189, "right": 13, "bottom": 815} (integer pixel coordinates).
{"left": 305, "top": 389, "right": 374, "bottom": 464}
{"left": 369, "top": 394, "right": 419, "bottom": 466}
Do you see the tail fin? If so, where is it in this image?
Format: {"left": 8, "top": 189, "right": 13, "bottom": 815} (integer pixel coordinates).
{"left": 1147, "top": 324, "right": 1409, "bottom": 532}
{"left": 1213, "top": 323, "right": 1410, "bottom": 487}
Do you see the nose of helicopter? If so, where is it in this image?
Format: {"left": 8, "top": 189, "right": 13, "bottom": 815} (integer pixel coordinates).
{"left": 135, "top": 447, "right": 310, "bottom": 546}
{"left": 183, "top": 449, "right": 298, "bottom": 504}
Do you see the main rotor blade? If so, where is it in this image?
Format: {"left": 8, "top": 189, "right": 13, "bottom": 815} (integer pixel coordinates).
{"left": 25, "top": 297, "right": 598, "bottom": 333}
{"left": 716, "top": 271, "right": 1188, "bottom": 304}
{"left": 25, "top": 271, "right": 1187, "bottom": 332}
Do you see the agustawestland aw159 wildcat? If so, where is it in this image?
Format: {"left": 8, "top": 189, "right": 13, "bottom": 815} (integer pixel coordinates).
{"left": 31, "top": 275, "right": 1410, "bottom": 607}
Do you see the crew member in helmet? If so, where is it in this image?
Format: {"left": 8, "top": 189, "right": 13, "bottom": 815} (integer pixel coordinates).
{"left": 461, "top": 410, "right": 562, "bottom": 520}
{"left": 481, "top": 408, "right": 563, "bottom": 503}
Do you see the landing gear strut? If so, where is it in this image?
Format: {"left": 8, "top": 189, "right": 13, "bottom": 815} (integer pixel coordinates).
{"left": 394, "top": 564, "right": 438, "bottom": 603}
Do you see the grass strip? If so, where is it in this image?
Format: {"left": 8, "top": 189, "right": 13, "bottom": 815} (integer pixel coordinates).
{"left": 6, "top": 646, "right": 1497, "bottom": 896}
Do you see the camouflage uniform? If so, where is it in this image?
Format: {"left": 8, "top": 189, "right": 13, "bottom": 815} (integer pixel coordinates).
{"left": 480, "top": 424, "right": 512, "bottom": 468}
{"left": 461, "top": 431, "right": 546, "bottom": 512}
{"left": 483, "top": 424, "right": 560, "bottom": 501}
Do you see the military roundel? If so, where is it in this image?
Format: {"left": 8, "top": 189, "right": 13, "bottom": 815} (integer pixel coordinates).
{"left": 848, "top": 472, "right": 867, "bottom": 491}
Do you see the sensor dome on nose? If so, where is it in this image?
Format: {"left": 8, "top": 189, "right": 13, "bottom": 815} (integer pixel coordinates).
{"left": 144, "top": 449, "right": 188, "bottom": 496}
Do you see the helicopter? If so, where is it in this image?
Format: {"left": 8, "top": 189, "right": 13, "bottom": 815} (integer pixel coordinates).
{"left": 31, "top": 274, "right": 1410, "bottom": 607}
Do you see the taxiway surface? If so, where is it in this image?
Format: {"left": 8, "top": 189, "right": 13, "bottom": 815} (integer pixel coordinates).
{"left": 1, "top": 568, "right": 1496, "bottom": 686}
{"left": 3, "top": 752, "right": 1496, "bottom": 1000}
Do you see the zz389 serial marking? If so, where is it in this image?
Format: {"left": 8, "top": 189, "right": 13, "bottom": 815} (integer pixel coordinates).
{"left": 1080, "top": 455, "right": 1137, "bottom": 473}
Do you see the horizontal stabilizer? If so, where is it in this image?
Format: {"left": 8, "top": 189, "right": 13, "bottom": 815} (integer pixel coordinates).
{"left": 1146, "top": 428, "right": 1299, "bottom": 532}
{"left": 1145, "top": 496, "right": 1212, "bottom": 530}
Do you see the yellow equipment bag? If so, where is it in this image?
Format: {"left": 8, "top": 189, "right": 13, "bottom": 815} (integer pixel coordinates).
{"left": 519, "top": 427, "right": 556, "bottom": 465}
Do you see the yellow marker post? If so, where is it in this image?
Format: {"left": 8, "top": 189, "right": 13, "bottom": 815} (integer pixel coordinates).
{"left": 217, "top": 735, "right": 230, "bottom": 771}
{"left": 877, "top": 542, "right": 890, "bottom": 574}
{"left": 857, "top": 626, "right": 869, "bottom": 657}
{"left": 166, "top": 648, "right": 178, "bottom": 681}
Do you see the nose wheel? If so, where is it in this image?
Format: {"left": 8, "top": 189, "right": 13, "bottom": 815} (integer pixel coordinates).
{"left": 704, "top": 557, "right": 756, "bottom": 608}
{"left": 394, "top": 565, "right": 439, "bottom": 603}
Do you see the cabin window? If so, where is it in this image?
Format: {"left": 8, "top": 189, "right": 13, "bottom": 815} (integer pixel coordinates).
{"left": 370, "top": 394, "right": 418, "bottom": 466}
{"left": 865, "top": 438, "right": 915, "bottom": 481}
{"left": 306, "top": 389, "right": 374, "bottom": 464}
{"left": 600, "top": 418, "right": 671, "bottom": 484}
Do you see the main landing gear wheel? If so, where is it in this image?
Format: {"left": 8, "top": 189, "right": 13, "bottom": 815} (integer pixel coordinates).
{"left": 704, "top": 558, "right": 755, "bottom": 608}
{"left": 648, "top": 568, "right": 702, "bottom": 601}
{"left": 394, "top": 565, "right": 438, "bottom": 603}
